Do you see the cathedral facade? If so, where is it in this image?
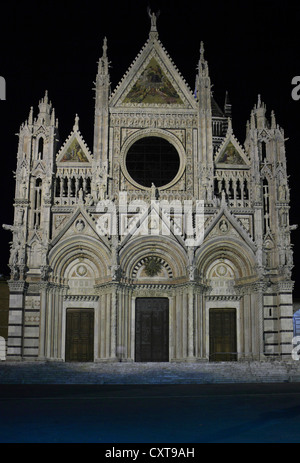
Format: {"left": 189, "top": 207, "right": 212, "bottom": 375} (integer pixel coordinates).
{"left": 4, "top": 14, "right": 295, "bottom": 362}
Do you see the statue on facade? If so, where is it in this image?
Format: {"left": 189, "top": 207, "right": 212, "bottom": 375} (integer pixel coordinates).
{"left": 147, "top": 8, "right": 160, "bottom": 30}
{"left": 150, "top": 183, "right": 157, "bottom": 200}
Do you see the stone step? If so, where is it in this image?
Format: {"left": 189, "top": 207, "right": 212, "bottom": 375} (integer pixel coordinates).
{"left": 0, "top": 361, "right": 299, "bottom": 384}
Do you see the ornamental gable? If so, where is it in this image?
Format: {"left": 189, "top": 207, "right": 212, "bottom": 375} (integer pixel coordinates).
{"left": 110, "top": 39, "right": 197, "bottom": 109}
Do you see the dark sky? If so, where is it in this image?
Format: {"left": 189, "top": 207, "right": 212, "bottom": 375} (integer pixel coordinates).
{"left": 1, "top": 0, "right": 300, "bottom": 295}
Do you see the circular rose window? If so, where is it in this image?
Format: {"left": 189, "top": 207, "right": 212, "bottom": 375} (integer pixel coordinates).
{"left": 125, "top": 136, "right": 180, "bottom": 188}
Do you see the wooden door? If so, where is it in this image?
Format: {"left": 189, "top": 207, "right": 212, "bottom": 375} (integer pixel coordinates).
{"left": 65, "top": 309, "right": 94, "bottom": 362}
{"left": 135, "top": 298, "right": 169, "bottom": 362}
{"left": 209, "top": 308, "right": 237, "bottom": 361}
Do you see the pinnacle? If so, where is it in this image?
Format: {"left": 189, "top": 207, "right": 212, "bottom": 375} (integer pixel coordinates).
{"left": 200, "top": 41, "right": 205, "bottom": 58}
{"left": 102, "top": 36, "right": 107, "bottom": 58}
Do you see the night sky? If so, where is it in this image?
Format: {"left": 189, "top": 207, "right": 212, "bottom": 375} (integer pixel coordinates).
{"left": 1, "top": 0, "right": 300, "bottom": 296}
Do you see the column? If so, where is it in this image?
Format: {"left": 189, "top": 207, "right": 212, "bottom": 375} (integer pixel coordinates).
{"left": 254, "top": 282, "right": 265, "bottom": 360}
{"left": 110, "top": 284, "right": 118, "bottom": 360}
{"left": 187, "top": 285, "right": 195, "bottom": 360}
{"left": 38, "top": 282, "right": 48, "bottom": 359}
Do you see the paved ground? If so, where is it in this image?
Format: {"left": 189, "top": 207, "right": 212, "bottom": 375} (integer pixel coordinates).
{"left": 1, "top": 361, "right": 300, "bottom": 444}
{"left": 1, "top": 383, "right": 300, "bottom": 443}
{"left": 1, "top": 360, "right": 300, "bottom": 384}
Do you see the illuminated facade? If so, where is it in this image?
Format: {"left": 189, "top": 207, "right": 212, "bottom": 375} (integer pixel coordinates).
{"left": 3, "top": 13, "right": 295, "bottom": 362}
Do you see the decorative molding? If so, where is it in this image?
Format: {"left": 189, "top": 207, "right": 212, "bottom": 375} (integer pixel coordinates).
{"left": 64, "top": 295, "right": 99, "bottom": 302}
{"left": 206, "top": 295, "right": 242, "bottom": 301}
{"left": 8, "top": 280, "right": 27, "bottom": 292}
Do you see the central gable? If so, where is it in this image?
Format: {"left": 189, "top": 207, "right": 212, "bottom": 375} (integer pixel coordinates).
{"left": 110, "top": 38, "right": 197, "bottom": 109}
{"left": 123, "top": 57, "right": 184, "bottom": 105}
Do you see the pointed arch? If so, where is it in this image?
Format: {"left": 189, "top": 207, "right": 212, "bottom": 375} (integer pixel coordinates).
{"left": 120, "top": 235, "right": 187, "bottom": 280}
{"left": 37, "top": 136, "right": 44, "bottom": 160}
{"left": 196, "top": 236, "right": 256, "bottom": 280}
{"left": 48, "top": 235, "right": 110, "bottom": 284}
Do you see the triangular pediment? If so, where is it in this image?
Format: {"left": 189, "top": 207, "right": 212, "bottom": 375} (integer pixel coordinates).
{"left": 110, "top": 39, "right": 197, "bottom": 109}
{"left": 32, "top": 160, "right": 46, "bottom": 175}
{"left": 204, "top": 205, "right": 255, "bottom": 252}
{"left": 50, "top": 207, "right": 110, "bottom": 251}
{"left": 119, "top": 200, "right": 187, "bottom": 250}
{"left": 28, "top": 228, "right": 42, "bottom": 245}
{"left": 123, "top": 57, "right": 184, "bottom": 105}
{"left": 56, "top": 124, "right": 93, "bottom": 165}
{"left": 217, "top": 141, "right": 246, "bottom": 166}
{"left": 215, "top": 121, "right": 249, "bottom": 168}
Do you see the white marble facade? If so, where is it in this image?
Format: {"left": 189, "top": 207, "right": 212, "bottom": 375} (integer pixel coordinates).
{"left": 3, "top": 12, "right": 295, "bottom": 362}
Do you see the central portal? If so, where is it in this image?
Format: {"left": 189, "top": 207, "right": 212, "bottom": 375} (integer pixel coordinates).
{"left": 135, "top": 298, "right": 169, "bottom": 362}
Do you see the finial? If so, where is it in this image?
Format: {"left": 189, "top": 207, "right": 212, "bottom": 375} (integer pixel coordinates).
{"left": 28, "top": 107, "right": 33, "bottom": 125}
{"left": 271, "top": 110, "right": 276, "bottom": 129}
{"left": 200, "top": 41, "right": 205, "bottom": 59}
{"left": 73, "top": 114, "right": 79, "bottom": 131}
{"left": 257, "top": 94, "right": 261, "bottom": 108}
{"left": 102, "top": 37, "right": 107, "bottom": 58}
{"left": 51, "top": 108, "right": 55, "bottom": 126}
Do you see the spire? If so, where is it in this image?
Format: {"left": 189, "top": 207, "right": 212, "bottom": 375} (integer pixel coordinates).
{"left": 257, "top": 93, "right": 262, "bottom": 108}
{"left": 254, "top": 94, "right": 266, "bottom": 129}
{"left": 97, "top": 37, "right": 109, "bottom": 77}
{"left": 28, "top": 107, "right": 33, "bottom": 126}
{"left": 197, "top": 41, "right": 209, "bottom": 77}
{"left": 271, "top": 110, "right": 276, "bottom": 129}
{"left": 37, "top": 90, "right": 52, "bottom": 125}
{"left": 94, "top": 37, "right": 111, "bottom": 163}
{"left": 200, "top": 41, "right": 205, "bottom": 60}
{"left": 50, "top": 107, "right": 55, "bottom": 126}
{"left": 102, "top": 36, "right": 107, "bottom": 58}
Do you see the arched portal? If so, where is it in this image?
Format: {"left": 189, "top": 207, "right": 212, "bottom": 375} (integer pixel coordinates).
{"left": 120, "top": 235, "right": 187, "bottom": 362}
{"left": 40, "top": 236, "right": 111, "bottom": 362}
{"left": 206, "top": 259, "right": 239, "bottom": 361}
{"left": 196, "top": 237, "right": 258, "bottom": 362}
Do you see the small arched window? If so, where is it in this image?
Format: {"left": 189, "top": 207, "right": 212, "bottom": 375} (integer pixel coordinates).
{"left": 261, "top": 141, "right": 267, "bottom": 162}
{"left": 263, "top": 178, "right": 270, "bottom": 233}
{"left": 33, "top": 178, "right": 43, "bottom": 228}
{"left": 38, "top": 137, "right": 44, "bottom": 160}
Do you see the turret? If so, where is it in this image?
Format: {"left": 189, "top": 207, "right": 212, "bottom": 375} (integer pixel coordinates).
{"left": 246, "top": 95, "right": 292, "bottom": 277}
{"left": 4, "top": 92, "right": 59, "bottom": 281}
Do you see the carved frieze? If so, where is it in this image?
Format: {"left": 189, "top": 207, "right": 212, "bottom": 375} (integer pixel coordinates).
{"left": 110, "top": 112, "right": 198, "bottom": 130}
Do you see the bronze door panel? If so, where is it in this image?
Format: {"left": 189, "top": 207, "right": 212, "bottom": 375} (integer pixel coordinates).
{"left": 135, "top": 298, "right": 169, "bottom": 362}
{"left": 66, "top": 309, "right": 94, "bottom": 362}
{"left": 209, "top": 308, "right": 237, "bottom": 361}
